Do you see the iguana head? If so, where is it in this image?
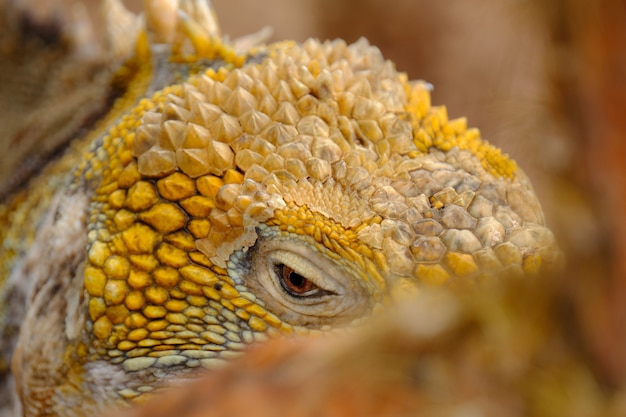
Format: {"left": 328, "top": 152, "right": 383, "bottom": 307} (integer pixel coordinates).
{"left": 10, "top": 0, "right": 560, "bottom": 414}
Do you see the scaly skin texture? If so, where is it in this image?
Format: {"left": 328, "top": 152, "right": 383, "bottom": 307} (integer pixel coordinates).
{"left": 0, "top": 1, "right": 560, "bottom": 416}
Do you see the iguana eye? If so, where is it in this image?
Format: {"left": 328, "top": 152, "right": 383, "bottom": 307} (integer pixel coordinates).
{"left": 275, "top": 263, "right": 329, "bottom": 297}
{"left": 263, "top": 250, "right": 339, "bottom": 302}
{"left": 234, "top": 230, "right": 373, "bottom": 327}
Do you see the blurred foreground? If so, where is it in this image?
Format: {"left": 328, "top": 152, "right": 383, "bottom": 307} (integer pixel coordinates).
{"left": 111, "top": 276, "right": 625, "bottom": 417}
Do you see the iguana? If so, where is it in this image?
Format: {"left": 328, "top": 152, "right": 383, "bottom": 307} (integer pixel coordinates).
{"left": 0, "top": 0, "right": 559, "bottom": 415}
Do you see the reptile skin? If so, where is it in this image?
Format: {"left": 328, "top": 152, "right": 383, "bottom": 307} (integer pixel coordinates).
{"left": 0, "top": 1, "right": 560, "bottom": 416}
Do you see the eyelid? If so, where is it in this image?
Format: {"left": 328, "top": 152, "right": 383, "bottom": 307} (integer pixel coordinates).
{"left": 241, "top": 231, "right": 373, "bottom": 324}
{"left": 267, "top": 250, "right": 345, "bottom": 297}
{"left": 275, "top": 264, "right": 335, "bottom": 298}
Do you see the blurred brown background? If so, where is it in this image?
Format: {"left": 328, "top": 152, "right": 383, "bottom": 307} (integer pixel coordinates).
{"left": 6, "top": 0, "right": 626, "bottom": 390}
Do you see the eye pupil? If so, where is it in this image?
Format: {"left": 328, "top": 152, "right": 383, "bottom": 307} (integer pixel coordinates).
{"left": 278, "top": 264, "right": 315, "bottom": 295}
{"left": 287, "top": 271, "right": 305, "bottom": 288}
